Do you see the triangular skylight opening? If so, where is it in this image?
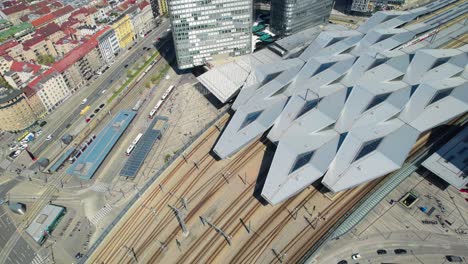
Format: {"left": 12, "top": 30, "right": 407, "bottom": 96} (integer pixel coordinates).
{"left": 325, "top": 36, "right": 347, "bottom": 47}
{"left": 314, "top": 62, "right": 337, "bottom": 75}
{"left": 296, "top": 98, "right": 320, "bottom": 119}
{"left": 345, "top": 87, "right": 353, "bottom": 101}
{"left": 365, "top": 92, "right": 391, "bottom": 111}
{"left": 353, "top": 138, "right": 383, "bottom": 162}
{"left": 328, "top": 73, "right": 346, "bottom": 85}
{"left": 428, "top": 88, "right": 454, "bottom": 105}
{"left": 381, "top": 14, "right": 399, "bottom": 23}
{"left": 290, "top": 151, "right": 315, "bottom": 173}
{"left": 389, "top": 74, "right": 404, "bottom": 82}
{"left": 271, "top": 82, "right": 292, "bottom": 97}
{"left": 260, "top": 71, "right": 282, "bottom": 86}
{"left": 410, "top": 85, "right": 418, "bottom": 96}
{"left": 367, "top": 58, "right": 388, "bottom": 71}
{"left": 375, "top": 34, "right": 393, "bottom": 43}
{"left": 337, "top": 132, "right": 348, "bottom": 151}
{"left": 339, "top": 46, "right": 355, "bottom": 55}
{"left": 239, "top": 110, "right": 262, "bottom": 130}
{"left": 430, "top": 57, "right": 450, "bottom": 70}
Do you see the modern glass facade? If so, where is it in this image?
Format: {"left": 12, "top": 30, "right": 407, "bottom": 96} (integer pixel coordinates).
{"left": 168, "top": 0, "right": 252, "bottom": 69}
{"left": 270, "top": 0, "right": 334, "bottom": 36}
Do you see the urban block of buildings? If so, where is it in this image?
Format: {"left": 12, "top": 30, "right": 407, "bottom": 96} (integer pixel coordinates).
{"left": 0, "top": 0, "right": 155, "bottom": 132}
{"left": 211, "top": 0, "right": 468, "bottom": 205}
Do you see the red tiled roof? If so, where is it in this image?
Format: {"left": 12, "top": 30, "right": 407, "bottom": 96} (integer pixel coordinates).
{"left": 52, "top": 5, "right": 73, "bottom": 18}
{"left": 0, "top": 40, "right": 20, "bottom": 56}
{"left": 23, "top": 85, "right": 36, "bottom": 97}
{"left": 31, "top": 13, "right": 55, "bottom": 27}
{"left": 138, "top": 1, "right": 150, "bottom": 9}
{"left": 51, "top": 38, "right": 98, "bottom": 73}
{"left": 55, "top": 36, "right": 79, "bottom": 45}
{"left": 36, "top": 22, "right": 61, "bottom": 37}
{"left": 10, "top": 61, "right": 42, "bottom": 74}
{"left": 27, "top": 67, "right": 56, "bottom": 90}
{"left": 22, "top": 35, "right": 45, "bottom": 49}
{"left": 30, "top": 1, "right": 48, "bottom": 11}
{"left": 88, "top": 7, "right": 98, "bottom": 14}
{"left": 50, "top": 1, "right": 62, "bottom": 8}
{"left": 91, "top": 25, "right": 110, "bottom": 40}
{"left": 62, "top": 26, "right": 77, "bottom": 35}
{"left": 35, "top": 6, "right": 51, "bottom": 15}
{"left": 2, "top": 3, "right": 28, "bottom": 15}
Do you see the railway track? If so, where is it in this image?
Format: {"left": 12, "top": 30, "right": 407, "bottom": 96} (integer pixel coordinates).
{"left": 89, "top": 116, "right": 228, "bottom": 263}
{"left": 142, "top": 139, "right": 268, "bottom": 264}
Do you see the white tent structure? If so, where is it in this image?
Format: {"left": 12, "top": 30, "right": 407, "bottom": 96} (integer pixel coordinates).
{"left": 213, "top": 0, "right": 468, "bottom": 205}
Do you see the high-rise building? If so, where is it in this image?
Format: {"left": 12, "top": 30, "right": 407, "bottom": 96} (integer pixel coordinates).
{"left": 168, "top": 0, "right": 253, "bottom": 69}
{"left": 270, "top": 0, "right": 334, "bottom": 36}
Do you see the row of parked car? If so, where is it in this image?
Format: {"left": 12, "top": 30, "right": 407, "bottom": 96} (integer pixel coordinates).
{"left": 339, "top": 248, "right": 464, "bottom": 263}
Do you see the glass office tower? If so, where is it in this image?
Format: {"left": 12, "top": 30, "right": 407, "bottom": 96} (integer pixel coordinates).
{"left": 168, "top": 0, "right": 253, "bottom": 69}
{"left": 270, "top": 0, "right": 334, "bottom": 36}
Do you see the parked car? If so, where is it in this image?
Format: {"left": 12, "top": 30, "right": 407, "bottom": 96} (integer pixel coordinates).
{"left": 102, "top": 90, "right": 106, "bottom": 94}
{"left": 377, "top": 249, "right": 387, "bottom": 255}
{"left": 39, "top": 121, "right": 47, "bottom": 127}
{"left": 445, "top": 255, "right": 463, "bottom": 262}
{"left": 9, "top": 145, "right": 18, "bottom": 150}
{"left": 351, "top": 253, "right": 361, "bottom": 260}
{"left": 46, "top": 135, "right": 52, "bottom": 141}
{"left": 394, "top": 249, "right": 407, "bottom": 255}
{"left": 81, "top": 98, "right": 88, "bottom": 105}
{"left": 337, "top": 260, "right": 348, "bottom": 264}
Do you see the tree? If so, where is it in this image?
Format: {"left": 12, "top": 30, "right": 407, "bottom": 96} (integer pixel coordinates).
{"left": 0, "top": 75, "right": 12, "bottom": 88}
{"left": 37, "top": 54, "right": 55, "bottom": 65}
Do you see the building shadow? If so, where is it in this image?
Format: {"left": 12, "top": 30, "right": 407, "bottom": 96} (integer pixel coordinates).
{"left": 253, "top": 136, "right": 276, "bottom": 205}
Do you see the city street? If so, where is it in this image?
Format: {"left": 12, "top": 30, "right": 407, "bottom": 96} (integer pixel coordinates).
{"left": 27, "top": 20, "right": 170, "bottom": 160}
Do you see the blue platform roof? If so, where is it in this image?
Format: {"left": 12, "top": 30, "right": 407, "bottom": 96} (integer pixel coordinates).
{"left": 49, "top": 148, "right": 75, "bottom": 172}
{"left": 67, "top": 110, "right": 136, "bottom": 180}
{"left": 120, "top": 116, "right": 168, "bottom": 178}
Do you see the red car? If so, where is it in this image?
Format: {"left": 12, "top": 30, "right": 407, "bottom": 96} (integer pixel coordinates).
{"left": 85, "top": 118, "right": 91, "bottom": 123}
{"left": 460, "top": 189, "right": 468, "bottom": 194}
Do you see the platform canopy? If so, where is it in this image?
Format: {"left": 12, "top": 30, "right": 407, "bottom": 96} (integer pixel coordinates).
{"left": 213, "top": 0, "right": 468, "bottom": 205}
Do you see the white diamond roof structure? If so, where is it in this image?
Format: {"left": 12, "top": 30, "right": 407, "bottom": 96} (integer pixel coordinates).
{"left": 213, "top": 0, "right": 468, "bottom": 205}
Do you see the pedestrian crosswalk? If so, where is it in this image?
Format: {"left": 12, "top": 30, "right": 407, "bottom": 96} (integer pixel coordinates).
{"left": 90, "top": 183, "right": 110, "bottom": 193}
{"left": 31, "top": 254, "right": 45, "bottom": 264}
{"left": 89, "top": 203, "right": 113, "bottom": 226}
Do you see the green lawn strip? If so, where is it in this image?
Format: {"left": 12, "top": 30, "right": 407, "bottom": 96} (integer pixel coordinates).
{"left": 107, "top": 52, "right": 160, "bottom": 104}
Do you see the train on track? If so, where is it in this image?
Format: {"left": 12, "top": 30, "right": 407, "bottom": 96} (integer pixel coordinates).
{"left": 126, "top": 133, "right": 143, "bottom": 155}
{"left": 148, "top": 85, "right": 175, "bottom": 119}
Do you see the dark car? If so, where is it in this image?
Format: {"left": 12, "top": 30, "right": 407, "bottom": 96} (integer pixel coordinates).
{"left": 99, "top": 104, "right": 105, "bottom": 108}
{"left": 124, "top": 64, "right": 128, "bottom": 68}
{"left": 377, "top": 249, "right": 387, "bottom": 255}
{"left": 394, "top": 249, "right": 407, "bottom": 254}
{"left": 39, "top": 121, "right": 47, "bottom": 127}
{"left": 446, "top": 256, "right": 463, "bottom": 262}
{"left": 337, "top": 261, "right": 347, "bottom": 264}
{"left": 65, "top": 123, "right": 71, "bottom": 128}
{"left": 75, "top": 252, "right": 83, "bottom": 259}
{"left": 94, "top": 109, "right": 100, "bottom": 113}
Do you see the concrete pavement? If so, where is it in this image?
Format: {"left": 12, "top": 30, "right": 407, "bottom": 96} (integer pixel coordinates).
{"left": 315, "top": 231, "right": 467, "bottom": 264}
